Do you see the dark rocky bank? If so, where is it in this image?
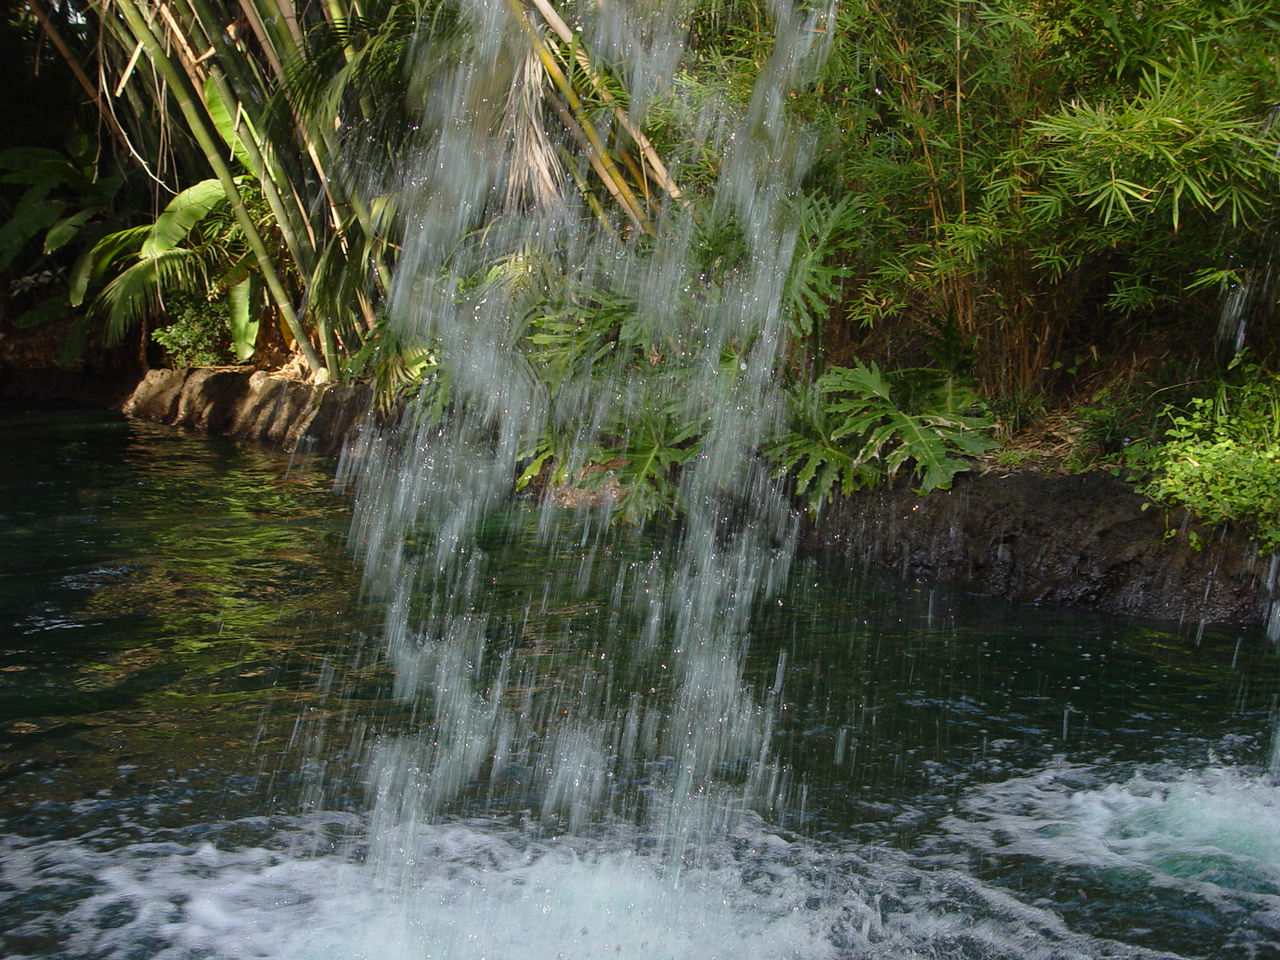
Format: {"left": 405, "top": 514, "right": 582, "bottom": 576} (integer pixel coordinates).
{"left": 17, "top": 364, "right": 1277, "bottom": 631}
{"left": 806, "top": 471, "right": 1276, "bottom": 630}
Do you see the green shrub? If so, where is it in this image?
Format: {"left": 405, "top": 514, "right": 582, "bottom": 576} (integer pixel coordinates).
{"left": 1140, "top": 364, "right": 1280, "bottom": 549}
{"left": 151, "top": 294, "right": 232, "bottom": 367}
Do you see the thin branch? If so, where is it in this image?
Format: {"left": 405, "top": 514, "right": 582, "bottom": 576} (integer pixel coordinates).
{"left": 25, "top": 0, "right": 132, "bottom": 153}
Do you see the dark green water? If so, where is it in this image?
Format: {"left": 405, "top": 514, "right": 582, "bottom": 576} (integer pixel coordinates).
{"left": 2, "top": 409, "right": 1279, "bottom": 960}
{"left": 0, "top": 410, "right": 373, "bottom": 813}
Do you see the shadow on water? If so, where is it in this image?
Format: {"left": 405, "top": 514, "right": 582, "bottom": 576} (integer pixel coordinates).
{"left": 0, "top": 412, "right": 380, "bottom": 807}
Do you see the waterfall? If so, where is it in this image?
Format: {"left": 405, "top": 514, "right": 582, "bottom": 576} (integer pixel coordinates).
{"left": 339, "top": 0, "right": 833, "bottom": 864}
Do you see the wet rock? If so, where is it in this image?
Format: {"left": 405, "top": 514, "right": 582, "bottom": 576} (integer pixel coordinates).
{"left": 124, "top": 368, "right": 188, "bottom": 421}
{"left": 123, "top": 367, "right": 370, "bottom": 455}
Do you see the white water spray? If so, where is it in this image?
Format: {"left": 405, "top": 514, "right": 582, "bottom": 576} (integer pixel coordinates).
{"left": 340, "top": 0, "right": 834, "bottom": 864}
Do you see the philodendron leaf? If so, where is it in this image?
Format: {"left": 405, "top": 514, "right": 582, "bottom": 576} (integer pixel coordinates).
{"left": 141, "top": 179, "right": 226, "bottom": 258}
{"left": 815, "top": 360, "right": 997, "bottom": 495}
{"left": 0, "top": 188, "right": 64, "bottom": 272}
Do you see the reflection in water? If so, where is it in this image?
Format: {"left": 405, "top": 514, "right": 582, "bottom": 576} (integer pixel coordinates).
{"left": 0, "top": 411, "right": 376, "bottom": 792}
{"left": 1, "top": 411, "right": 1280, "bottom": 959}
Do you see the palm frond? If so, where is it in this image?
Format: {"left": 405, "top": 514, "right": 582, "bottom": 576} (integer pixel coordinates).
{"left": 70, "top": 224, "right": 151, "bottom": 307}
{"left": 503, "top": 45, "right": 565, "bottom": 212}
{"left": 94, "top": 248, "right": 208, "bottom": 344}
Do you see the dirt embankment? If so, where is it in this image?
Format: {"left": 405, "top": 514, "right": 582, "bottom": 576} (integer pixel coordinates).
{"left": 808, "top": 469, "right": 1276, "bottom": 628}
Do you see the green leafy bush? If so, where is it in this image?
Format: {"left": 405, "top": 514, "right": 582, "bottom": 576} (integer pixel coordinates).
{"left": 769, "top": 360, "right": 996, "bottom": 514}
{"left": 1140, "top": 365, "right": 1280, "bottom": 549}
{"left": 766, "top": 380, "right": 876, "bottom": 515}
{"left": 151, "top": 294, "right": 232, "bottom": 368}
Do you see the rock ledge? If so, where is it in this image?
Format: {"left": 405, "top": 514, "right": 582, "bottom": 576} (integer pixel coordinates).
{"left": 123, "top": 367, "right": 369, "bottom": 455}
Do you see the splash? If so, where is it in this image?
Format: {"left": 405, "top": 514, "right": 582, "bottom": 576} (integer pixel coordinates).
{"left": 0, "top": 809, "right": 1194, "bottom": 960}
{"left": 939, "top": 761, "right": 1280, "bottom": 955}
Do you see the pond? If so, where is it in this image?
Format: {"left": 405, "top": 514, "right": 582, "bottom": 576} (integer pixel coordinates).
{"left": 2, "top": 408, "right": 1279, "bottom": 959}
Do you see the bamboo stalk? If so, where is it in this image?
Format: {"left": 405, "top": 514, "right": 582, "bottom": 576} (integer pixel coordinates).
{"left": 545, "top": 91, "right": 641, "bottom": 230}
{"left": 237, "top": 0, "right": 387, "bottom": 370}
{"left": 177, "top": 0, "right": 318, "bottom": 276}
{"left": 111, "top": 0, "right": 326, "bottom": 375}
{"left": 528, "top": 0, "right": 688, "bottom": 209}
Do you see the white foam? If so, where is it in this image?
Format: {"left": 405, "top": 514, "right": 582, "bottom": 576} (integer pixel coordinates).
{"left": 940, "top": 760, "right": 1280, "bottom": 953}
{"left": 1, "top": 813, "right": 1192, "bottom": 960}
{"left": 3, "top": 822, "right": 835, "bottom": 960}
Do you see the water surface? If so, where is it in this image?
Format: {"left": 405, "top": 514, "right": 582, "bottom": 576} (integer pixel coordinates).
{"left": 2, "top": 410, "right": 1278, "bottom": 959}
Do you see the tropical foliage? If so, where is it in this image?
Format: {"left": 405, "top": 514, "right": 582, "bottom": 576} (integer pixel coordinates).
{"left": 1140, "top": 361, "right": 1280, "bottom": 550}
{"left": 3, "top": 0, "right": 1279, "bottom": 532}
{"left": 768, "top": 361, "right": 996, "bottom": 513}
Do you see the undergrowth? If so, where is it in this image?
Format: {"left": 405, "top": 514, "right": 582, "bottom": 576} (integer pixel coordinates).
{"left": 1137, "top": 360, "right": 1280, "bottom": 550}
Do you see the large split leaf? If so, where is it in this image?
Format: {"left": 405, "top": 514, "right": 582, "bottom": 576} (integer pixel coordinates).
{"left": 822, "top": 360, "right": 996, "bottom": 494}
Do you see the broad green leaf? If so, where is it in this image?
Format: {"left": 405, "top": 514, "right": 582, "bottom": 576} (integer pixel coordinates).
{"left": 0, "top": 146, "right": 67, "bottom": 171}
{"left": 0, "top": 190, "right": 65, "bottom": 272}
{"left": 141, "top": 179, "right": 226, "bottom": 258}
{"left": 227, "top": 275, "right": 260, "bottom": 361}
{"left": 58, "top": 314, "right": 90, "bottom": 366}
{"left": 14, "top": 295, "right": 68, "bottom": 329}
{"left": 203, "top": 77, "right": 257, "bottom": 172}
{"left": 0, "top": 148, "right": 75, "bottom": 188}
{"left": 44, "top": 207, "right": 96, "bottom": 254}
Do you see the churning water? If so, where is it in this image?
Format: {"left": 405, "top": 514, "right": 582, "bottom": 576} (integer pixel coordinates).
{"left": 6, "top": 3, "right": 1280, "bottom": 957}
